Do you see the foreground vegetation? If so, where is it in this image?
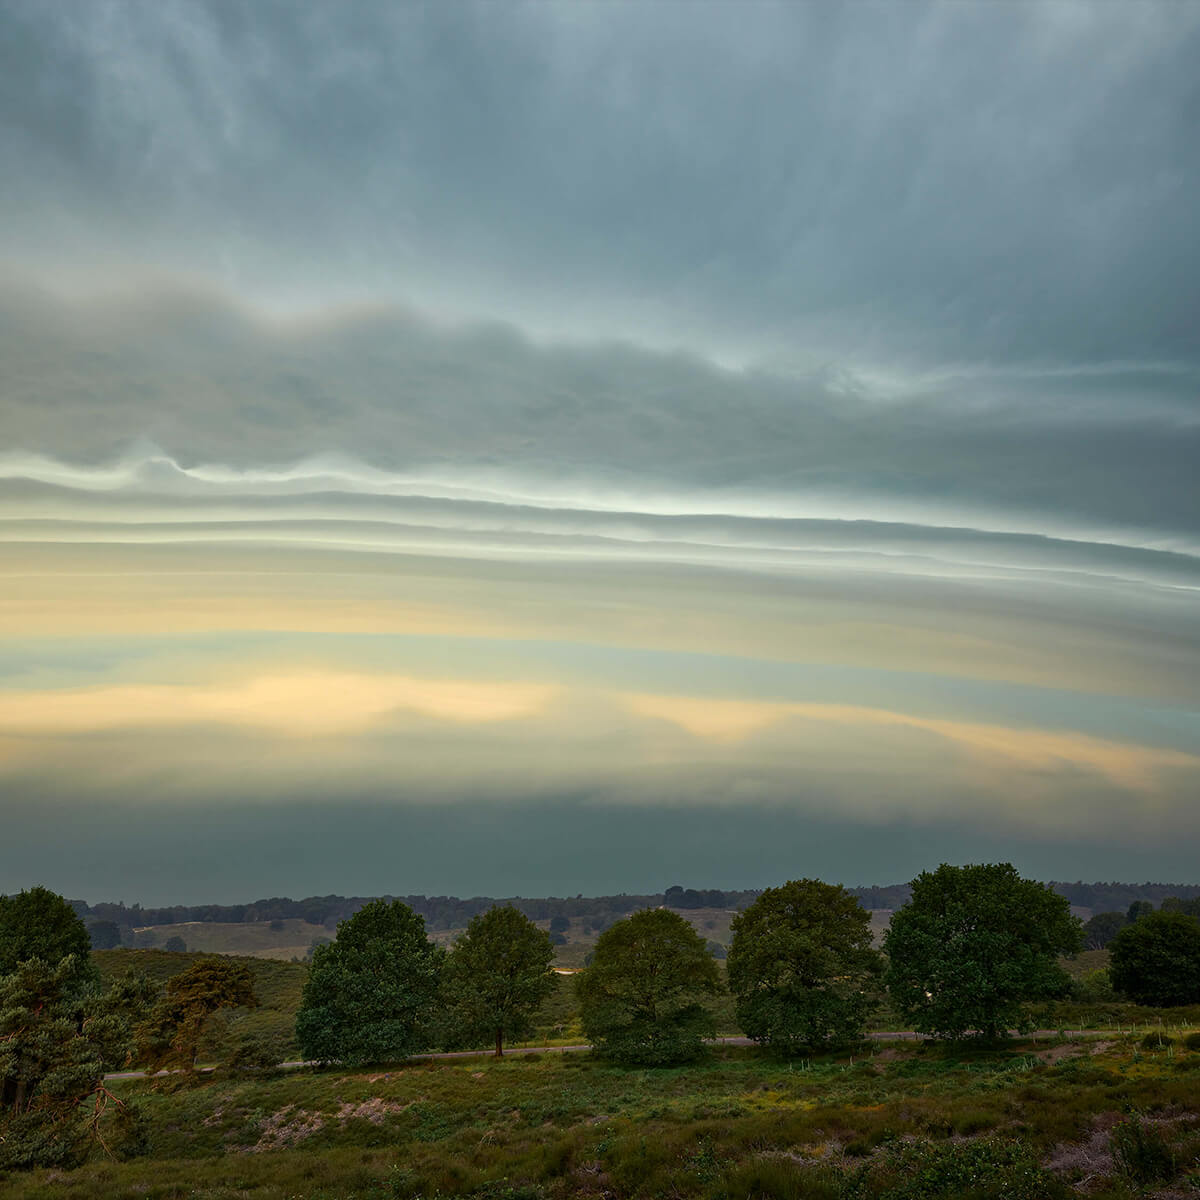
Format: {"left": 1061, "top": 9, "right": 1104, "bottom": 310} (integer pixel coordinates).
{"left": 14, "top": 1037, "right": 1200, "bottom": 1199}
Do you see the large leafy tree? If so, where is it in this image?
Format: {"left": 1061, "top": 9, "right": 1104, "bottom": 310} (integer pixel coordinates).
{"left": 136, "top": 957, "right": 258, "bottom": 1072}
{"left": 727, "top": 878, "right": 880, "bottom": 1054}
{"left": 441, "top": 906, "right": 556, "bottom": 1057}
{"left": 1109, "top": 911, "right": 1200, "bottom": 1006}
{"left": 576, "top": 908, "right": 720, "bottom": 1065}
{"left": 295, "top": 899, "right": 445, "bottom": 1066}
{"left": 884, "top": 863, "right": 1082, "bottom": 1040}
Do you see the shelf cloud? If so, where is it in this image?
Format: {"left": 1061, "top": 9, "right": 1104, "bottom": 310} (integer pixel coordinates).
{"left": 1, "top": 0, "right": 1197, "bottom": 900}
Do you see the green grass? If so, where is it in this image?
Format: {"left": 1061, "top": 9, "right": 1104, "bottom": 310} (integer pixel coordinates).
{"left": 11, "top": 1037, "right": 1200, "bottom": 1198}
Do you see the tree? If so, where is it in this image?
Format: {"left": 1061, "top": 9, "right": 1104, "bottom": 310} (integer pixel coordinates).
{"left": 295, "top": 899, "right": 444, "bottom": 1066}
{"left": 0, "top": 957, "right": 154, "bottom": 1169}
{"left": 1082, "top": 911, "right": 1127, "bottom": 950}
{"left": 1109, "top": 911, "right": 1200, "bottom": 1006}
{"left": 727, "top": 878, "right": 881, "bottom": 1054}
{"left": 0, "top": 886, "right": 95, "bottom": 995}
{"left": 136, "top": 957, "right": 257, "bottom": 1072}
{"left": 88, "top": 921, "right": 123, "bottom": 951}
{"left": 883, "top": 863, "right": 1082, "bottom": 1041}
{"left": 1127, "top": 900, "right": 1155, "bottom": 924}
{"left": 441, "top": 906, "right": 556, "bottom": 1057}
{"left": 575, "top": 908, "right": 720, "bottom": 1065}
{"left": 164, "top": 936, "right": 187, "bottom": 953}
{"left": 549, "top": 915, "right": 570, "bottom": 934}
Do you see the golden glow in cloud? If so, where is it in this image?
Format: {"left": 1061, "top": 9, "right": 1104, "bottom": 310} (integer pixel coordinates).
{"left": 623, "top": 692, "right": 1199, "bottom": 792}
{"left": 0, "top": 672, "right": 559, "bottom": 737}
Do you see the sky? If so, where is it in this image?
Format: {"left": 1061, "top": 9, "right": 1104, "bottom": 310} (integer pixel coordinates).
{"left": 1, "top": 1, "right": 1198, "bottom": 905}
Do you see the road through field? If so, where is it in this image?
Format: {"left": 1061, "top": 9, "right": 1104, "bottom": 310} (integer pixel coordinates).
{"left": 104, "top": 1030, "right": 1117, "bottom": 1080}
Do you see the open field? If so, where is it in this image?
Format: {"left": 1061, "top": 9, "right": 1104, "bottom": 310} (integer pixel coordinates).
{"left": 122, "top": 905, "right": 756, "bottom": 966}
{"left": 16, "top": 1036, "right": 1200, "bottom": 1199}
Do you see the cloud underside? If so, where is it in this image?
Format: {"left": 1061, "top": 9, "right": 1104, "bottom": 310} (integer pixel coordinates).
{"left": 2, "top": 1, "right": 1200, "bottom": 891}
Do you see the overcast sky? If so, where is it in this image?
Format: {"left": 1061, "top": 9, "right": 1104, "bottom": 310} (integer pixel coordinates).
{"left": 1, "top": 1, "right": 1198, "bottom": 904}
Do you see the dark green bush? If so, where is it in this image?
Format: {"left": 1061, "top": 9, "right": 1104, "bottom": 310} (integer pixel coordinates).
{"left": 1140, "top": 1030, "right": 1173, "bottom": 1050}
{"left": 1182, "top": 1031, "right": 1200, "bottom": 1051}
{"left": 842, "top": 1137, "right": 1068, "bottom": 1200}
{"left": 1110, "top": 1114, "right": 1176, "bottom": 1185}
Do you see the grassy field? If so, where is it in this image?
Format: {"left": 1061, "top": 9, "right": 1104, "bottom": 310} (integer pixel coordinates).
{"left": 124, "top": 906, "right": 751, "bottom": 966}
{"left": 14, "top": 1035, "right": 1200, "bottom": 1198}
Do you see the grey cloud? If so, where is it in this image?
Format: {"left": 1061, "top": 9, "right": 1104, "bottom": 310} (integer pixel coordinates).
{"left": 1, "top": 1, "right": 1198, "bottom": 366}
{"left": 2, "top": 282, "right": 1197, "bottom": 545}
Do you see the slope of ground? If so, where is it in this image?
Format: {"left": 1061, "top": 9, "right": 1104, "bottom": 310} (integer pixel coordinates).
{"left": 12, "top": 1037, "right": 1200, "bottom": 1198}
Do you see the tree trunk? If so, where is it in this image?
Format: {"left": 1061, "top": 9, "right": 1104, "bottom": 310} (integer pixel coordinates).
{"left": 495, "top": 1028, "right": 504, "bottom": 1058}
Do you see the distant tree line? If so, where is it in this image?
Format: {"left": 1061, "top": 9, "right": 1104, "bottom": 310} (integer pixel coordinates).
{"left": 62, "top": 881, "right": 1200, "bottom": 944}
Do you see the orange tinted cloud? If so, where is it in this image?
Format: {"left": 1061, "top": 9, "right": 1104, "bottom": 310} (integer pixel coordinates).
{"left": 0, "top": 672, "right": 559, "bottom": 736}
{"left": 622, "top": 692, "right": 1198, "bottom": 791}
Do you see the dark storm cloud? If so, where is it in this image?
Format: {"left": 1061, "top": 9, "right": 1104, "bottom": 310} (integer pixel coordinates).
{"left": 2, "top": 0, "right": 1198, "bottom": 365}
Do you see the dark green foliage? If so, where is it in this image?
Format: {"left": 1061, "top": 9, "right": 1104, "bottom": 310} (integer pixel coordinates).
{"left": 0, "top": 957, "right": 152, "bottom": 1169}
{"left": 87, "top": 920, "right": 122, "bottom": 951}
{"left": 440, "top": 906, "right": 555, "bottom": 1056}
{"left": 1082, "top": 911, "right": 1126, "bottom": 950}
{"left": 576, "top": 907, "right": 721, "bottom": 1065}
{"left": 295, "top": 899, "right": 444, "bottom": 1066}
{"left": 1184, "top": 1031, "right": 1200, "bottom": 1051}
{"left": 548, "top": 916, "right": 570, "bottom": 934}
{"left": 883, "top": 863, "right": 1082, "bottom": 1040}
{"left": 1140, "top": 1030, "right": 1173, "bottom": 1049}
{"left": 224, "top": 1031, "right": 289, "bottom": 1072}
{"left": 1109, "top": 910, "right": 1200, "bottom": 1006}
{"left": 842, "top": 1137, "right": 1068, "bottom": 1199}
{"left": 136, "top": 957, "right": 258, "bottom": 1072}
{"left": 1110, "top": 1114, "right": 1176, "bottom": 1185}
{"left": 0, "top": 886, "right": 95, "bottom": 995}
{"left": 727, "top": 879, "right": 880, "bottom": 1055}
{"left": 163, "top": 935, "right": 186, "bottom": 953}
{"left": 1127, "top": 900, "right": 1156, "bottom": 924}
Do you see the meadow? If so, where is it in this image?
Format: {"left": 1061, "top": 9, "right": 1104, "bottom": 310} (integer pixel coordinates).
{"left": 16, "top": 1034, "right": 1200, "bottom": 1199}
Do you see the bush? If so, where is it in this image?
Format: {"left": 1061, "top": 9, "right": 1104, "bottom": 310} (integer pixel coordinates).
{"left": 1110, "top": 1114, "right": 1176, "bottom": 1185}
{"left": 224, "top": 1031, "right": 288, "bottom": 1072}
{"left": 843, "top": 1137, "right": 1068, "bottom": 1199}
{"left": 1141, "top": 1030, "right": 1174, "bottom": 1050}
{"left": 713, "top": 1156, "right": 841, "bottom": 1199}
{"left": 1183, "top": 1031, "right": 1200, "bottom": 1051}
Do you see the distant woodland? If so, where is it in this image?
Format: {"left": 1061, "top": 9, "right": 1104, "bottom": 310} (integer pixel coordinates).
{"left": 70, "top": 880, "right": 1200, "bottom": 938}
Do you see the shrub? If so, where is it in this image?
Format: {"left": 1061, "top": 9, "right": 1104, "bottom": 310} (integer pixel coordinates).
{"left": 1140, "top": 1030, "right": 1174, "bottom": 1050}
{"left": 1183, "top": 1031, "right": 1200, "bottom": 1051}
{"left": 843, "top": 1137, "right": 1068, "bottom": 1199}
{"left": 1110, "top": 1114, "right": 1176, "bottom": 1185}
